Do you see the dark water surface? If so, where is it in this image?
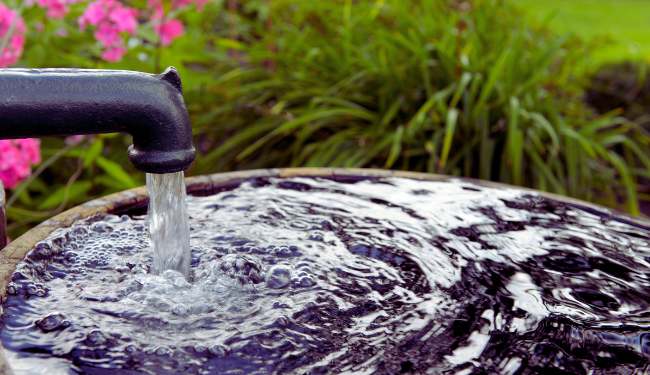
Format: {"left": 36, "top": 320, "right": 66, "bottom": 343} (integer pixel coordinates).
{"left": 1, "top": 176, "right": 649, "bottom": 374}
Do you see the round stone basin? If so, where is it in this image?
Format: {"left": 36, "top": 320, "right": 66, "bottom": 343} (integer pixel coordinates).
{"left": 0, "top": 168, "right": 648, "bottom": 375}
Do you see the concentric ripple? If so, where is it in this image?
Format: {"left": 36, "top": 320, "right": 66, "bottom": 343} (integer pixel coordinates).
{"left": 1, "top": 176, "right": 649, "bottom": 374}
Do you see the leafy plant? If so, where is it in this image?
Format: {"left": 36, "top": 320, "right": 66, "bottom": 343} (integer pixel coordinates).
{"left": 192, "top": 0, "right": 649, "bottom": 215}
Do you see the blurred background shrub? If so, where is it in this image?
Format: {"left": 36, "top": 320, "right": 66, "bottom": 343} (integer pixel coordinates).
{"left": 0, "top": 0, "right": 648, "bottom": 238}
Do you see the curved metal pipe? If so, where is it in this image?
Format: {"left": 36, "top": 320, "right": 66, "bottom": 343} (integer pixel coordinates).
{"left": 0, "top": 67, "right": 195, "bottom": 173}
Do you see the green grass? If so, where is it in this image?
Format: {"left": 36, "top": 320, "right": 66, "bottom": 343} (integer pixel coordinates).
{"left": 511, "top": 0, "right": 650, "bottom": 64}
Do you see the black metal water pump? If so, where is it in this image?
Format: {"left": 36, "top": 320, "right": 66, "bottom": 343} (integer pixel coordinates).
{"left": 0, "top": 67, "right": 195, "bottom": 173}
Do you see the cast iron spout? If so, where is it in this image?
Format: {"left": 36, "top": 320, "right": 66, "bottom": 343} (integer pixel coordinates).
{"left": 0, "top": 67, "right": 195, "bottom": 173}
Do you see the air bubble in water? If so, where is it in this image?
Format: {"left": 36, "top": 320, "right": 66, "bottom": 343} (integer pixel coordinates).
{"left": 85, "top": 330, "right": 107, "bottom": 346}
{"left": 155, "top": 347, "right": 171, "bottom": 356}
{"left": 35, "top": 313, "right": 70, "bottom": 332}
{"left": 6, "top": 284, "right": 16, "bottom": 295}
{"left": 266, "top": 265, "right": 292, "bottom": 289}
{"left": 91, "top": 222, "right": 114, "bottom": 233}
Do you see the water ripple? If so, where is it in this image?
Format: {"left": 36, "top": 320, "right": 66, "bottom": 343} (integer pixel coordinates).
{"left": 1, "top": 176, "right": 649, "bottom": 374}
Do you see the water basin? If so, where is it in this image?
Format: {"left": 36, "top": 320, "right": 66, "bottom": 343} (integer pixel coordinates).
{"left": 0, "top": 168, "right": 648, "bottom": 374}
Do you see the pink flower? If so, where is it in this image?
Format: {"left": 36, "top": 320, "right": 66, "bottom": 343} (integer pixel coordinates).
{"left": 149, "top": 0, "right": 190, "bottom": 46}
{"left": 154, "top": 19, "right": 184, "bottom": 46}
{"left": 109, "top": 6, "right": 138, "bottom": 34}
{"left": 147, "top": 0, "right": 164, "bottom": 19}
{"left": 79, "top": 0, "right": 138, "bottom": 62}
{"left": 79, "top": 0, "right": 106, "bottom": 26}
{"left": 101, "top": 45, "right": 126, "bottom": 62}
{"left": 0, "top": 139, "right": 41, "bottom": 189}
{"left": 173, "top": 0, "right": 210, "bottom": 9}
{"left": 94, "top": 23, "right": 120, "bottom": 46}
{"left": 0, "top": 3, "right": 25, "bottom": 68}
{"left": 16, "top": 139, "right": 41, "bottom": 165}
{"left": 35, "top": 0, "right": 79, "bottom": 19}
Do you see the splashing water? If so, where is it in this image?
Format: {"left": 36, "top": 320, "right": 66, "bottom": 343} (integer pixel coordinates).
{"left": 1, "top": 176, "right": 649, "bottom": 374}
{"left": 146, "top": 172, "right": 190, "bottom": 277}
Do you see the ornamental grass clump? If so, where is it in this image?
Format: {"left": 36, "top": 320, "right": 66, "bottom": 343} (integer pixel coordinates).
{"left": 192, "top": 0, "right": 649, "bottom": 215}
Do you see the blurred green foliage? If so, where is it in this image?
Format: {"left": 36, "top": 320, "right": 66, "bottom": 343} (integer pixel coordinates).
{"left": 191, "top": 0, "right": 649, "bottom": 210}
{"left": 511, "top": 0, "right": 650, "bottom": 65}
{"left": 6, "top": 0, "right": 650, "bottom": 238}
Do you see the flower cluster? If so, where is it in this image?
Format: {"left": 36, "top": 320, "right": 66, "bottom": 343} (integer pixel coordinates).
{"left": 0, "top": 3, "right": 25, "bottom": 68}
{"left": 77, "top": 0, "right": 210, "bottom": 61}
{"left": 4, "top": 0, "right": 212, "bottom": 65}
{"left": 79, "top": 0, "right": 138, "bottom": 62}
{"left": 173, "top": 0, "right": 210, "bottom": 9}
{"left": 0, "top": 5, "right": 35, "bottom": 190}
{"left": 0, "top": 139, "right": 41, "bottom": 189}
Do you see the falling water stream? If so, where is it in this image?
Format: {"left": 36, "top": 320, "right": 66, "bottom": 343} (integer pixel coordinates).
{"left": 146, "top": 172, "right": 191, "bottom": 277}
{"left": 1, "top": 176, "right": 649, "bottom": 374}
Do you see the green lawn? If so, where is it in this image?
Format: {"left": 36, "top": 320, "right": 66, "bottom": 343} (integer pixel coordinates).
{"left": 511, "top": 0, "right": 650, "bottom": 64}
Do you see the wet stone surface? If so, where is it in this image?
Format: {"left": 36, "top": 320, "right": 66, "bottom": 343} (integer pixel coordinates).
{"left": 1, "top": 176, "right": 650, "bottom": 374}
